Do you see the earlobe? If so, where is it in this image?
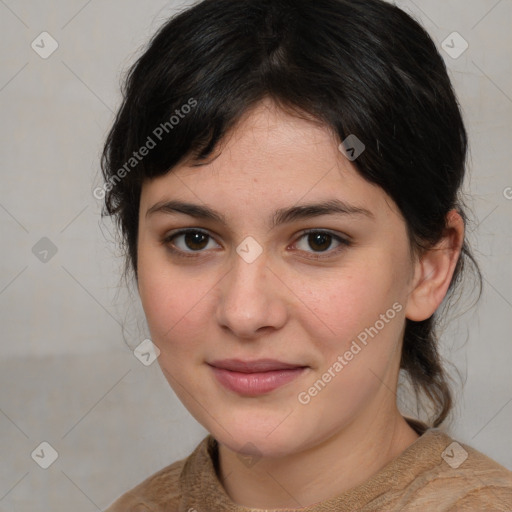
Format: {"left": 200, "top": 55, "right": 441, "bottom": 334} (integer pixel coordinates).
{"left": 405, "top": 210, "right": 465, "bottom": 322}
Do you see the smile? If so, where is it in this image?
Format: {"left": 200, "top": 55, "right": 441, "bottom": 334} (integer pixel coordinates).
{"left": 208, "top": 359, "right": 308, "bottom": 396}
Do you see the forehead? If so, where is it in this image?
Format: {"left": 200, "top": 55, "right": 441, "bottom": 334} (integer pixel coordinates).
{"left": 139, "top": 101, "right": 397, "bottom": 222}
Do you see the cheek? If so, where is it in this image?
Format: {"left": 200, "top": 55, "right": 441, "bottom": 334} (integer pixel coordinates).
{"left": 137, "top": 252, "right": 217, "bottom": 359}
{"left": 304, "top": 262, "right": 402, "bottom": 349}
{"left": 294, "top": 263, "right": 407, "bottom": 419}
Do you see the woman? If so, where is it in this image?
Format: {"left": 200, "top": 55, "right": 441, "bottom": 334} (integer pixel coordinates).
{"left": 101, "top": 0, "right": 512, "bottom": 509}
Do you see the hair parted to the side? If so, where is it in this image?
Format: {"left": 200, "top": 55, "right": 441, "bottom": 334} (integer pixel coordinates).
{"left": 100, "top": 0, "right": 482, "bottom": 428}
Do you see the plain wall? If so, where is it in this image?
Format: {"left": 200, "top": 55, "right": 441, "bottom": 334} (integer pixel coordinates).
{"left": 0, "top": 0, "right": 511, "bottom": 509}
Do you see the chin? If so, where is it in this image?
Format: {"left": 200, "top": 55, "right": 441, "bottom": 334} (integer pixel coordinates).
{"left": 203, "top": 412, "right": 311, "bottom": 459}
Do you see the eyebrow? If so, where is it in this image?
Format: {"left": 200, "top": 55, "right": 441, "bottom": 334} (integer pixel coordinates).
{"left": 145, "top": 198, "right": 374, "bottom": 228}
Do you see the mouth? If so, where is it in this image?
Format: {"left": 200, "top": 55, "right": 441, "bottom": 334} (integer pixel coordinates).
{"left": 207, "top": 359, "right": 309, "bottom": 396}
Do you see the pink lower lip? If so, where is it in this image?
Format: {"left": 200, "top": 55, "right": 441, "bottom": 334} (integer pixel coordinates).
{"left": 210, "top": 366, "right": 307, "bottom": 396}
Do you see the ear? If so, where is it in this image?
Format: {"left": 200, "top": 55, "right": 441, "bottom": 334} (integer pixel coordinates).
{"left": 405, "top": 210, "right": 464, "bottom": 322}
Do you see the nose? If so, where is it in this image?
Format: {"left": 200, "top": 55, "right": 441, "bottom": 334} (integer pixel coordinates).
{"left": 215, "top": 248, "right": 288, "bottom": 339}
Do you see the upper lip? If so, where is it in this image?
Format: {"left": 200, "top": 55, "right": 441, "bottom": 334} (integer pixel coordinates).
{"left": 208, "top": 359, "right": 306, "bottom": 373}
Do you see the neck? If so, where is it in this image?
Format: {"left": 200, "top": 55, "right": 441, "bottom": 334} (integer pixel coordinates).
{"left": 217, "top": 409, "right": 420, "bottom": 509}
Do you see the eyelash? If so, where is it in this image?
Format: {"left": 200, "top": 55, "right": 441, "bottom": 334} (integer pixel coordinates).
{"left": 161, "top": 228, "right": 351, "bottom": 260}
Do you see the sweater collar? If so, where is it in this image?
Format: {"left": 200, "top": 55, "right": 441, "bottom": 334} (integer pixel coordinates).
{"left": 179, "top": 420, "right": 452, "bottom": 511}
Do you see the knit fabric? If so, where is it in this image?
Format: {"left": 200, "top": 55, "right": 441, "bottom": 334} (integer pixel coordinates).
{"left": 105, "top": 422, "right": 512, "bottom": 511}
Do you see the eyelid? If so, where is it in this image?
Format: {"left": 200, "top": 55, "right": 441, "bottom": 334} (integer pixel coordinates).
{"left": 164, "top": 227, "right": 212, "bottom": 239}
{"left": 296, "top": 228, "right": 352, "bottom": 244}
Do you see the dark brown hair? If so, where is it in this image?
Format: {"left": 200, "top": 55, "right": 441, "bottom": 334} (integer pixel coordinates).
{"left": 100, "top": 0, "right": 481, "bottom": 427}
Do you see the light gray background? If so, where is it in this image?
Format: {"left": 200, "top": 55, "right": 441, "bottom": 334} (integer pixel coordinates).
{"left": 0, "top": 0, "right": 511, "bottom": 510}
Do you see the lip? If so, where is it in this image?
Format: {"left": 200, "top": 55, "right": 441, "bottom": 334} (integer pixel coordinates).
{"left": 208, "top": 359, "right": 308, "bottom": 396}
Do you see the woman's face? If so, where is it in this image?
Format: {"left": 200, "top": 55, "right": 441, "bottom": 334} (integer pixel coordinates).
{"left": 137, "top": 101, "right": 417, "bottom": 457}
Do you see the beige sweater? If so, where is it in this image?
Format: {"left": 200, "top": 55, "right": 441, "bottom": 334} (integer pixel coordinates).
{"left": 105, "top": 422, "right": 512, "bottom": 511}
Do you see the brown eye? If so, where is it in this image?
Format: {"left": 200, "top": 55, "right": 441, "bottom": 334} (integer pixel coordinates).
{"left": 294, "top": 230, "right": 350, "bottom": 258}
{"left": 163, "top": 229, "right": 219, "bottom": 255}
{"left": 183, "top": 231, "right": 209, "bottom": 251}
{"left": 307, "top": 232, "right": 333, "bottom": 252}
